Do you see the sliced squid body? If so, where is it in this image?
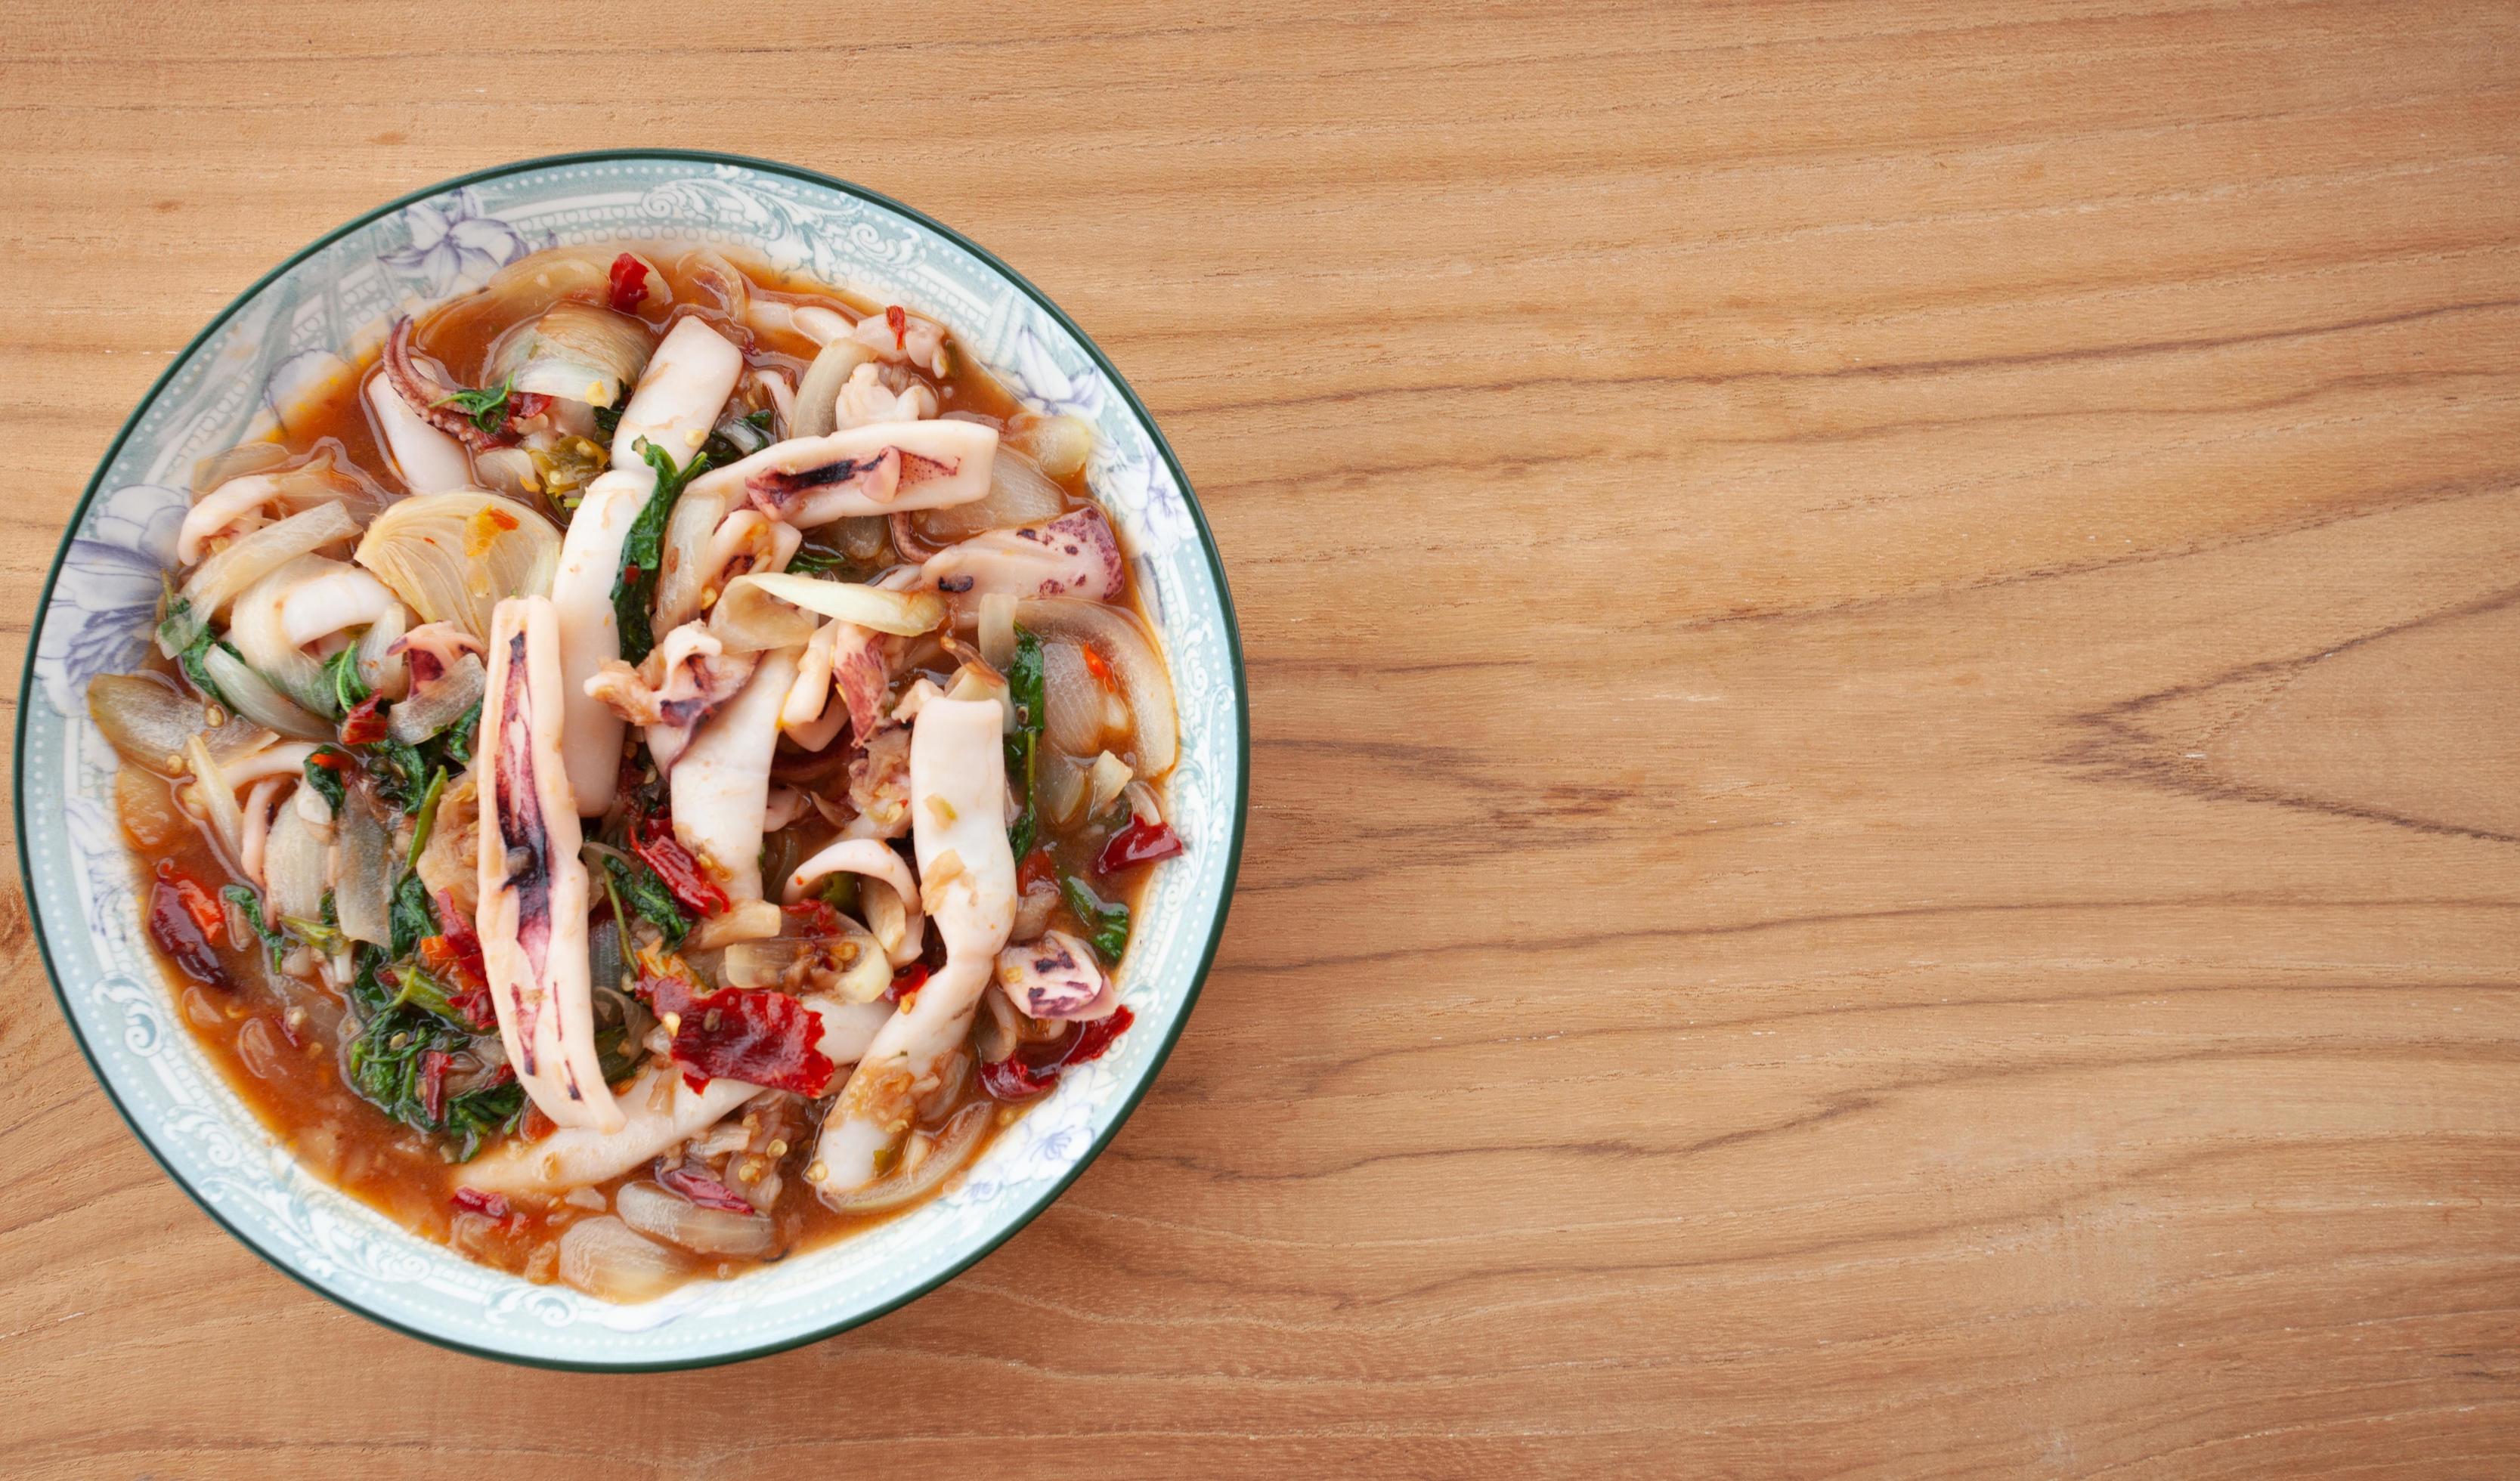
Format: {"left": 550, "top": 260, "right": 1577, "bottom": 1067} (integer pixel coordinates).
{"left": 670, "top": 646, "right": 799, "bottom": 907}
{"left": 478, "top": 596, "right": 621, "bottom": 1132}
{"left": 547, "top": 465, "right": 653, "bottom": 814}
{"left": 178, "top": 475, "right": 288, "bottom": 564}
{"left": 462, "top": 998, "right": 891, "bottom": 1195}
{"left": 923, "top": 508, "right": 1123, "bottom": 601}
{"left": 364, "top": 372, "right": 475, "bottom": 493}
{"left": 689, "top": 419, "right": 998, "bottom": 528}
{"left": 610, "top": 316, "right": 744, "bottom": 472}
{"left": 784, "top": 836, "right": 926, "bottom": 968}
{"left": 816, "top": 695, "right": 1017, "bottom": 1195}
{"left": 587, "top": 621, "right": 760, "bottom": 777}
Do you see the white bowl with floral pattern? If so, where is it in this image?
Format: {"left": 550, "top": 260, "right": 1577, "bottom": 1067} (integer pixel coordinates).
{"left": 19, "top": 151, "right": 1246, "bottom": 1369}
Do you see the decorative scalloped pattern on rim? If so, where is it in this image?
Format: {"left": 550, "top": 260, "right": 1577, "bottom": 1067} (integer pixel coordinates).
{"left": 16, "top": 151, "right": 1246, "bottom": 1371}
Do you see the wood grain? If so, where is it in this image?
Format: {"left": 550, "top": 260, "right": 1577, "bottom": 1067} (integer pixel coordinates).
{"left": 2, "top": 1, "right": 2516, "bottom": 1475}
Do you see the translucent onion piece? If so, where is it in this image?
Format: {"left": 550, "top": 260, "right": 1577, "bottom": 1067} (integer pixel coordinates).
{"left": 470, "top": 250, "right": 613, "bottom": 329}
{"left": 224, "top": 555, "right": 342, "bottom": 717}
{"left": 821, "top": 1102, "right": 992, "bottom": 1215}
{"left": 387, "top": 651, "right": 486, "bottom": 744}
{"left": 1087, "top": 750, "right": 1134, "bottom": 817}
{"left": 335, "top": 785, "right": 393, "bottom": 948}
{"left": 492, "top": 301, "right": 654, "bottom": 406}
{"left": 190, "top": 441, "right": 290, "bottom": 495}
{"left": 650, "top": 486, "right": 729, "bottom": 637}
{"left": 1009, "top": 412, "right": 1094, "bottom": 481}
{"left": 353, "top": 491, "right": 562, "bottom": 642}
{"left": 680, "top": 248, "right": 751, "bottom": 320}
{"left": 161, "top": 501, "right": 362, "bottom": 653}
{"left": 1039, "top": 640, "right": 1111, "bottom": 757}
{"left": 723, "top": 919, "right": 891, "bottom": 1003}
{"left": 912, "top": 448, "right": 1067, "bottom": 544}
{"left": 1015, "top": 597, "right": 1177, "bottom": 775}
{"left": 715, "top": 572, "right": 943, "bottom": 645}
{"left": 200, "top": 643, "right": 333, "bottom": 741}
{"left": 471, "top": 447, "right": 537, "bottom": 500}
{"left": 976, "top": 592, "right": 1016, "bottom": 672}
{"left": 183, "top": 733, "right": 247, "bottom": 862}
{"left": 1036, "top": 749, "right": 1087, "bottom": 829}
{"left": 262, "top": 792, "right": 329, "bottom": 923}
{"left": 615, "top": 1181, "right": 776, "bottom": 1258}
{"left": 790, "top": 337, "right": 875, "bottom": 440}
{"left": 87, "top": 673, "right": 270, "bottom": 774}
{"left": 556, "top": 1216, "right": 690, "bottom": 1303}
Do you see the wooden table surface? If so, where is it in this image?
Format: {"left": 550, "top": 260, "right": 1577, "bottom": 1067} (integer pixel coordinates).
{"left": 3, "top": 2, "right": 2516, "bottom": 1475}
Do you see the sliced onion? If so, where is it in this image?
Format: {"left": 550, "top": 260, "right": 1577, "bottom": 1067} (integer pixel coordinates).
{"left": 224, "top": 555, "right": 339, "bottom": 716}
{"left": 557, "top": 1215, "right": 690, "bottom": 1302}
{"left": 1036, "top": 749, "right": 1087, "bottom": 829}
{"left": 388, "top": 651, "right": 485, "bottom": 744}
{"left": 714, "top": 573, "right": 943, "bottom": 648}
{"left": 191, "top": 441, "right": 290, "bottom": 494}
{"left": 977, "top": 592, "right": 1016, "bottom": 671}
{"left": 472, "top": 447, "right": 537, "bottom": 500}
{"left": 262, "top": 793, "right": 329, "bottom": 923}
{"left": 720, "top": 920, "right": 890, "bottom": 1002}
{"left": 183, "top": 733, "right": 247, "bottom": 862}
{"left": 1039, "top": 641, "right": 1110, "bottom": 756}
{"left": 335, "top": 785, "right": 392, "bottom": 948}
{"left": 1016, "top": 598, "right": 1176, "bottom": 775}
{"left": 200, "top": 643, "right": 333, "bottom": 741}
{"left": 822, "top": 1102, "right": 992, "bottom": 1215}
{"left": 87, "top": 673, "right": 270, "bottom": 774}
{"left": 790, "top": 337, "right": 875, "bottom": 440}
{"left": 680, "top": 248, "right": 751, "bottom": 322}
{"left": 911, "top": 449, "right": 1067, "bottom": 544}
{"left": 353, "top": 490, "right": 562, "bottom": 642}
{"left": 160, "top": 501, "right": 362, "bottom": 653}
{"left": 491, "top": 301, "right": 655, "bottom": 407}
{"left": 1009, "top": 412, "right": 1094, "bottom": 481}
{"left": 615, "top": 1180, "right": 776, "bottom": 1257}
{"left": 1087, "top": 750, "right": 1134, "bottom": 817}
{"left": 651, "top": 485, "right": 730, "bottom": 635}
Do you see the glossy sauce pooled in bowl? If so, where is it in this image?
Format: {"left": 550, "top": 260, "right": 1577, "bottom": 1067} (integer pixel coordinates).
{"left": 94, "top": 245, "right": 1183, "bottom": 1297}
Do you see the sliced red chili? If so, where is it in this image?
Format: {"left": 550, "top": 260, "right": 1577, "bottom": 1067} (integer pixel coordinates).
{"left": 450, "top": 1186, "right": 512, "bottom": 1220}
{"left": 607, "top": 252, "right": 651, "bottom": 314}
{"left": 885, "top": 304, "right": 908, "bottom": 351}
{"left": 781, "top": 899, "right": 844, "bottom": 938}
{"left": 147, "top": 877, "right": 231, "bottom": 988}
{"left": 633, "top": 814, "right": 730, "bottom": 917}
{"left": 1079, "top": 645, "right": 1116, "bottom": 690}
{"left": 655, "top": 1160, "right": 757, "bottom": 1212}
{"left": 885, "top": 961, "right": 930, "bottom": 1003}
{"left": 1094, "top": 818, "right": 1184, "bottom": 875}
{"left": 339, "top": 693, "right": 389, "bottom": 746}
{"left": 1017, "top": 847, "right": 1057, "bottom": 895}
{"left": 154, "top": 861, "right": 228, "bottom": 935}
{"left": 980, "top": 1005, "right": 1135, "bottom": 1102}
{"left": 669, "top": 986, "right": 835, "bottom": 1097}
{"left": 417, "top": 1050, "right": 450, "bottom": 1122}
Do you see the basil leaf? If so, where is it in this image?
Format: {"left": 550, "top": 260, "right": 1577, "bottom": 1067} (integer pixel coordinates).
{"left": 432, "top": 373, "right": 517, "bottom": 436}
{"left": 302, "top": 750, "right": 348, "bottom": 812}
{"left": 1005, "top": 625, "right": 1045, "bottom": 858}
{"left": 1060, "top": 874, "right": 1131, "bottom": 963}
{"left": 221, "top": 883, "right": 286, "bottom": 968}
{"left": 609, "top": 438, "right": 710, "bottom": 666}
{"left": 602, "top": 853, "right": 690, "bottom": 948}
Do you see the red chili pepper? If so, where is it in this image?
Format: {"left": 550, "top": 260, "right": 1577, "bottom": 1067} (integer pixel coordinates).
{"left": 419, "top": 935, "right": 497, "bottom": 1031}
{"left": 339, "top": 693, "right": 389, "bottom": 746}
{"left": 885, "top": 304, "right": 908, "bottom": 351}
{"left": 417, "top": 1050, "right": 450, "bottom": 1122}
{"left": 782, "top": 899, "right": 844, "bottom": 938}
{"left": 885, "top": 961, "right": 930, "bottom": 1003}
{"left": 607, "top": 252, "right": 651, "bottom": 314}
{"left": 153, "top": 860, "right": 228, "bottom": 935}
{"left": 1094, "top": 818, "right": 1184, "bottom": 875}
{"left": 307, "top": 748, "right": 351, "bottom": 771}
{"left": 521, "top": 1102, "right": 556, "bottom": 1141}
{"left": 978, "top": 1005, "right": 1135, "bottom": 1102}
{"left": 668, "top": 986, "right": 836, "bottom": 1096}
{"left": 633, "top": 813, "right": 730, "bottom": 917}
{"left": 147, "top": 877, "right": 231, "bottom": 988}
{"left": 450, "top": 1186, "right": 512, "bottom": 1220}
{"left": 655, "top": 1160, "right": 757, "bottom": 1213}
{"left": 1079, "top": 645, "right": 1116, "bottom": 690}
{"left": 1017, "top": 847, "right": 1057, "bottom": 895}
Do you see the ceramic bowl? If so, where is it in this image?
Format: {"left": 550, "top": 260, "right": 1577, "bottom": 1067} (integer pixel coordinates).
{"left": 17, "top": 150, "right": 1245, "bottom": 1369}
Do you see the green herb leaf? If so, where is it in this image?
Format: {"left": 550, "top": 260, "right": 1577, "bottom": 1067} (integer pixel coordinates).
{"left": 432, "top": 373, "right": 519, "bottom": 437}
{"left": 602, "top": 852, "right": 690, "bottom": 948}
{"left": 389, "top": 870, "right": 438, "bottom": 960}
{"left": 784, "top": 545, "right": 847, "bottom": 577}
{"left": 302, "top": 749, "right": 348, "bottom": 812}
{"left": 221, "top": 883, "right": 286, "bottom": 968}
{"left": 407, "top": 767, "right": 447, "bottom": 869}
{"left": 280, "top": 912, "right": 348, "bottom": 957}
{"left": 1060, "top": 874, "right": 1131, "bottom": 963}
{"left": 610, "top": 438, "right": 710, "bottom": 666}
{"left": 816, "top": 870, "right": 859, "bottom": 914}
{"left": 325, "top": 643, "right": 370, "bottom": 718}
{"left": 1005, "top": 625, "right": 1045, "bottom": 858}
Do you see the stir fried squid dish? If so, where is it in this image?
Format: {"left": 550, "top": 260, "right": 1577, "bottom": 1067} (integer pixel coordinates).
{"left": 91, "top": 246, "right": 1183, "bottom": 1299}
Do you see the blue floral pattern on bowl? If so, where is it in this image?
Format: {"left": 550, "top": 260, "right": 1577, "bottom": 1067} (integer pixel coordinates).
{"left": 19, "top": 153, "right": 1245, "bottom": 1369}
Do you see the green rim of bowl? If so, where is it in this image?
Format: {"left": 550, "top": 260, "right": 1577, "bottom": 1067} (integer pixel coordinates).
{"left": 14, "top": 148, "right": 1249, "bottom": 1372}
